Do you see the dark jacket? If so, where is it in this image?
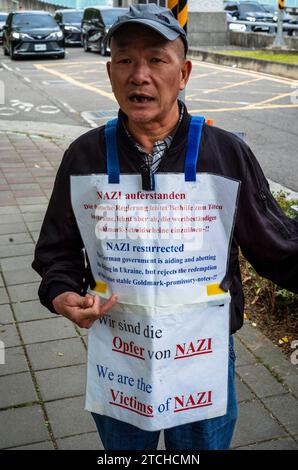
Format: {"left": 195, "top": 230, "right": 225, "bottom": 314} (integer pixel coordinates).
{"left": 32, "top": 107, "right": 298, "bottom": 334}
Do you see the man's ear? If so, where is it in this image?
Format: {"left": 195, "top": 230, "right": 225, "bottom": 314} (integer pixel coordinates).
{"left": 179, "top": 59, "right": 192, "bottom": 91}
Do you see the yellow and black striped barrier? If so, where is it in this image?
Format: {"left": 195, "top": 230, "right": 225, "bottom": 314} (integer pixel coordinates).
{"left": 278, "top": 0, "right": 285, "bottom": 10}
{"left": 168, "top": 0, "right": 188, "bottom": 33}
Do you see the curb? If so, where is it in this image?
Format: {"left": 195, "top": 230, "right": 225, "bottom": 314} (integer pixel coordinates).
{"left": 188, "top": 48, "right": 298, "bottom": 80}
{"left": 0, "top": 120, "right": 89, "bottom": 141}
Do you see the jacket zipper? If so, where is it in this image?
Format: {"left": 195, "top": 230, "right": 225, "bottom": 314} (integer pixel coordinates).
{"left": 259, "top": 190, "right": 290, "bottom": 239}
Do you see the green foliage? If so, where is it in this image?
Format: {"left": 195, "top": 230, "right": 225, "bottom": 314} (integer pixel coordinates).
{"left": 272, "top": 190, "right": 298, "bottom": 219}
{"left": 241, "top": 190, "right": 298, "bottom": 319}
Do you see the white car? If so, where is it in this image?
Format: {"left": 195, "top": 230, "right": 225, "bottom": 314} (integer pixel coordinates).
{"left": 226, "top": 12, "right": 247, "bottom": 31}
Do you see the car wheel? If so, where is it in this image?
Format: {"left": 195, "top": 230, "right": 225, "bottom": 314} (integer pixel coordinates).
{"left": 57, "top": 52, "right": 65, "bottom": 59}
{"left": 9, "top": 44, "right": 16, "bottom": 60}
{"left": 100, "top": 38, "right": 107, "bottom": 56}
{"left": 83, "top": 36, "right": 90, "bottom": 52}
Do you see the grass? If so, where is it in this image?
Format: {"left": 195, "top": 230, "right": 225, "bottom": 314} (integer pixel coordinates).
{"left": 218, "top": 50, "right": 298, "bottom": 64}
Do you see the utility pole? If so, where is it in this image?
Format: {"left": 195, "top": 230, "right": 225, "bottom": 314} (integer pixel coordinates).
{"left": 168, "top": 0, "right": 188, "bottom": 34}
{"left": 273, "top": 0, "right": 286, "bottom": 48}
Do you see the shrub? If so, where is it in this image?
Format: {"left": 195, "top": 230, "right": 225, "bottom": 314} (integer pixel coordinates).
{"left": 240, "top": 190, "right": 298, "bottom": 329}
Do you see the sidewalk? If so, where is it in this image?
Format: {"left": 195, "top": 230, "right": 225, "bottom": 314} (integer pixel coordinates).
{"left": 0, "top": 124, "right": 297, "bottom": 450}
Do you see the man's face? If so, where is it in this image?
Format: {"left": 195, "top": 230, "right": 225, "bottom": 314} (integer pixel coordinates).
{"left": 107, "top": 25, "right": 192, "bottom": 126}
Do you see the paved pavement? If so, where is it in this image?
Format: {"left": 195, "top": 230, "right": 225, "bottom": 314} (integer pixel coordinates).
{"left": 0, "top": 122, "right": 297, "bottom": 450}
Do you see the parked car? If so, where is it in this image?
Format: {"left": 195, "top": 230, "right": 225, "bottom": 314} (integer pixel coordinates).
{"left": 54, "top": 9, "right": 83, "bottom": 46}
{"left": 81, "top": 6, "right": 128, "bottom": 55}
{"left": 226, "top": 12, "right": 247, "bottom": 31}
{"left": 224, "top": 1, "right": 274, "bottom": 22}
{"left": 0, "top": 12, "right": 8, "bottom": 44}
{"left": 261, "top": 4, "right": 294, "bottom": 23}
{"left": 3, "top": 10, "right": 65, "bottom": 60}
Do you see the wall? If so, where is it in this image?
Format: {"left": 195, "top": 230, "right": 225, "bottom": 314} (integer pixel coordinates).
{"left": 188, "top": 11, "right": 229, "bottom": 47}
{"left": 188, "top": 0, "right": 223, "bottom": 12}
{"left": 230, "top": 31, "right": 298, "bottom": 50}
{"left": 0, "top": 0, "right": 65, "bottom": 12}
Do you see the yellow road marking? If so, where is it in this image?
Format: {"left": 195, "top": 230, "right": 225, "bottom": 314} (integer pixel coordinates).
{"left": 246, "top": 91, "right": 295, "bottom": 108}
{"left": 201, "top": 77, "right": 263, "bottom": 95}
{"left": 186, "top": 97, "right": 250, "bottom": 105}
{"left": 190, "top": 71, "right": 220, "bottom": 79}
{"left": 219, "top": 77, "right": 263, "bottom": 90}
{"left": 190, "top": 103, "right": 298, "bottom": 113}
{"left": 87, "top": 81, "right": 111, "bottom": 87}
{"left": 34, "top": 63, "right": 116, "bottom": 102}
{"left": 252, "top": 103, "right": 298, "bottom": 110}
{"left": 34, "top": 60, "right": 107, "bottom": 68}
{"left": 191, "top": 60, "right": 296, "bottom": 85}
{"left": 83, "top": 69, "right": 101, "bottom": 74}
{"left": 34, "top": 60, "right": 296, "bottom": 112}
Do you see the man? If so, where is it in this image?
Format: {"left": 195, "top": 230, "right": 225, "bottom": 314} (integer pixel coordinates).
{"left": 32, "top": 4, "right": 298, "bottom": 450}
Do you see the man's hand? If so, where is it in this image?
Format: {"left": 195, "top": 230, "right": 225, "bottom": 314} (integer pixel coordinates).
{"left": 52, "top": 292, "right": 118, "bottom": 329}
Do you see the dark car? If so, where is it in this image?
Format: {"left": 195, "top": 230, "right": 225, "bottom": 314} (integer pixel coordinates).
{"left": 0, "top": 12, "right": 8, "bottom": 44}
{"left": 224, "top": 1, "right": 274, "bottom": 22}
{"left": 54, "top": 9, "right": 83, "bottom": 46}
{"left": 3, "top": 10, "right": 65, "bottom": 60}
{"left": 261, "top": 4, "right": 293, "bottom": 22}
{"left": 81, "top": 6, "right": 128, "bottom": 55}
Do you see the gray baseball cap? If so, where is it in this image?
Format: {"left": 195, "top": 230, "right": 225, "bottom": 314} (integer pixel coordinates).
{"left": 105, "top": 3, "right": 188, "bottom": 54}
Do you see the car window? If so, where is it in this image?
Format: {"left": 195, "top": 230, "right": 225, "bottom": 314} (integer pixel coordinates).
{"left": 239, "top": 3, "right": 266, "bottom": 14}
{"left": 101, "top": 8, "right": 128, "bottom": 26}
{"left": 93, "top": 9, "right": 100, "bottom": 21}
{"left": 0, "top": 14, "right": 7, "bottom": 22}
{"left": 84, "top": 9, "right": 93, "bottom": 22}
{"left": 225, "top": 5, "right": 238, "bottom": 12}
{"left": 97, "top": 11, "right": 103, "bottom": 24}
{"left": 264, "top": 6, "right": 274, "bottom": 13}
{"left": 62, "top": 11, "right": 83, "bottom": 23}
{"left": 12, "top": 14, "right": 58, "bottom": 28}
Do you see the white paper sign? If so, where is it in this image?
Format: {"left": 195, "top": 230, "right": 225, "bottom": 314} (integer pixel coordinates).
{"left": 70, "top": 172, "right": 240, "bottom": 430}
{"left": 85, "top": 299, "right": 230, "bottom": 431}
{"left": 71, "top": 173, "right": 240, "bottom": 306}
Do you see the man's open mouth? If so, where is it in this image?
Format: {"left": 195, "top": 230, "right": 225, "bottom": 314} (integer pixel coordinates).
{"left": 128, "top": 94, "right": 154, "bottom": 103}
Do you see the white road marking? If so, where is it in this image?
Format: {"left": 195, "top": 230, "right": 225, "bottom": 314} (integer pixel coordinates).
{"left": 81, "top": 111, "right": 98, "bottom": 128}
{"left": 59, "top": 100, "right": 76, "bottom": 113}
{"left": 35, "top": 105, "right": 60, "bottom": 114}
{"left": 0, "top": 107, "right": 18, "bottom": 116}
{"left": 23, "top": 77, "right": 31, "bottom": 83}
{"left": 1, "top": 63, "right": 13, "bottom": 72}
{"left": 11, "top": 99, "right": 34, "bottom": 112}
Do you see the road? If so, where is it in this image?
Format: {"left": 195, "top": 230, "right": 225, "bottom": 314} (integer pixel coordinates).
{"left": 0, "top": 47, "right": 297, "bottom": 191}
